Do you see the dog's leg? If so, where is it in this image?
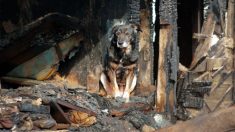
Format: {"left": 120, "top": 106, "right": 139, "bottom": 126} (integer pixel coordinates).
{"left": 100, "top": 72, "right": 113, "bottom": 97}
{"left": 101, "top": 70, "right": 121, "bottom": 98}
{"left": 123, "top": 70, "right": 137, "bottom": 102}
{"left": 109, "top": 70, "right": 122, "bottom": 97}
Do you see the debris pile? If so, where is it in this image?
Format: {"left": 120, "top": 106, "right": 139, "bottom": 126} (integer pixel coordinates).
{"left": 0, "top": 82, "right": 171, "bottom": 131}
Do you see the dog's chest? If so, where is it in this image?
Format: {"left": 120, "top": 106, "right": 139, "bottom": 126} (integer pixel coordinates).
{"left": 109, "top": 45, "right": 133, "bottom": 65}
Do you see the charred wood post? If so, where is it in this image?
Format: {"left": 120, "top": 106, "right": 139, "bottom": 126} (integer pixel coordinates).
{"left": 156, "top": 0, "right": 179, "bottom": 114}
{"left": 127, "top": 0, "right": 140, "bottom": 24}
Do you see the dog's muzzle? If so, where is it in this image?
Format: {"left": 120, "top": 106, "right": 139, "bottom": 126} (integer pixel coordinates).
{"left": 117, "top": 41, "right": 128, "bottom": 48}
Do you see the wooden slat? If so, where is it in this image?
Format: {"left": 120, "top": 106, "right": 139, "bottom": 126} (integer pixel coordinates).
{"left": 190, "top": 13, "right": 216, "bottom": 69}
{"left": 212, "top": 85, "right": 233, "bottom": 111}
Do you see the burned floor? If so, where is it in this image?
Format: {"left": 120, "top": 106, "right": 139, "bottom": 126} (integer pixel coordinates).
{"left": 0, "top": 0, "right": 235, "bottom": 131}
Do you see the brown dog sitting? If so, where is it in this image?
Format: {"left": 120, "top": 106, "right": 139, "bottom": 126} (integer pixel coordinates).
{"left": 100, "top": 24, "right": 140, "bottom": 101}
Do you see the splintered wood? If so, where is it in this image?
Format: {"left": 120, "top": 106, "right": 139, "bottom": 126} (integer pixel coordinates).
{"left": 185, "top": 0, "right": 235, "bottom": 116}
{"left": 156, "top": 25, "right": 174, "bottom": 113}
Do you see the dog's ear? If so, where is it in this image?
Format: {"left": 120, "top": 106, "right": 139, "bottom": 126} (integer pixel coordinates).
{"left": 131, "top": 24, "right": 142, "bottom": 33}
{"left": 108, "top": 25, "right": 119, "bottom": 41}
{"left": 112, "top": 25, "right": 119, "bottom": 34}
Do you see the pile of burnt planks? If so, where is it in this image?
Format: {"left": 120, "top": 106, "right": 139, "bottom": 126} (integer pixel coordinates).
{"left": 176, "top": 0, "right": 235, "bottom": 120}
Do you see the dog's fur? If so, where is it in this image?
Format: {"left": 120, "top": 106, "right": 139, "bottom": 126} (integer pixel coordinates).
{"left": 100, "top": 24, "right": 140, "bottom": 101}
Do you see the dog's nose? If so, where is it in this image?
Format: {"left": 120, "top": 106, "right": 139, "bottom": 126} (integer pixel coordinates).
{"left": 118, "top": 41, "right": 123, "bottom": 45}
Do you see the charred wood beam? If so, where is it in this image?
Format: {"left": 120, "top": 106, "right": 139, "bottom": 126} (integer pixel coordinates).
{"left": 156, "top": 24, "right": 178, "bottom": 113}
{"left": 156, "top": 0, "right": 178, "bottom": 114}
{"left": 156, "top": 24, "right": 172, "bottom": 112}
{"left": 127, "top": 0, "right": 140, "bottom": 24}
{"left": 226, "top": 0, "right": 235, "bottom": 38}
{"left": 176, "top": 72, "right": 212, "bottom": 111}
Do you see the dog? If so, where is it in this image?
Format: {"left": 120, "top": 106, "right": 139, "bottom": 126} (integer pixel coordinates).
{"left": 100, "top": 23, "right": 140, "bottom": 101}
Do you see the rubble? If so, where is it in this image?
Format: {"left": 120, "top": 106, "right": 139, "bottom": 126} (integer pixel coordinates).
{"left": 0, "top": 82, "right": 162, "bottom": 131}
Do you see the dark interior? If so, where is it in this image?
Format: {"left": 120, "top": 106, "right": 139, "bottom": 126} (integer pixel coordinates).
{"left": 177, "top": 0, "right": 203, "bottom": 67}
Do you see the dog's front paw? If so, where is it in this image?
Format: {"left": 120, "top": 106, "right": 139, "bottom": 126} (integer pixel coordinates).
{"left": 114, "top": 91, "right": 123, "bottom": 98}
{"left": 122, "top": 92, "right": 130, "bottom": 102}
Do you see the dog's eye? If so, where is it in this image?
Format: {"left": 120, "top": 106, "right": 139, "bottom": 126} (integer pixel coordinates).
{"left": 116, "top": 31, "right": 121, "bottom": 36}
{"left": 125, "top": 32, "right": 130, "bottom": 36}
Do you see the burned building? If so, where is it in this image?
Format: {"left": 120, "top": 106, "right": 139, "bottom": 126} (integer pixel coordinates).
{"left": 0, "top": 0, "right": 235, "bottom": 131}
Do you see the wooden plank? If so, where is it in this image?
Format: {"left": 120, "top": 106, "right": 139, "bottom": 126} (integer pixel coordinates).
{"left": 226, "top": 0, "right": 235, "bottom": 102}
{"left": 226, "top": 0, "right": 235, "bottom": 37}
{"left": 138, "top": 8, "right": 152, "bottom": 89}
{"left": 226, "top": 0, "right": 235, "bottom": 101}
{"left": 156, "top": 0, "right": 178, "bottom": 114}
{"left": 192, "top": 58, "right": 207, "bottom": 72}
{"left": 156, "top": 24, "right": 172, "bottom": 112}
{"left": 190, "top": 13, "right": 216, "bottom": 69}
{"left": 207, "top": 58, "right": 225, "bottom": 71}
{"left": 1, "top": 76, "right": 43, "bottom": 85}
{"left": 212, "top": 85, "right": 233, "bottom": 111}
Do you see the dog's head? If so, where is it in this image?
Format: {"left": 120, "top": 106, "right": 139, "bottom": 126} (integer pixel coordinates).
{"left": 111, "top": 24, "right": 141, "bottom": 48}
